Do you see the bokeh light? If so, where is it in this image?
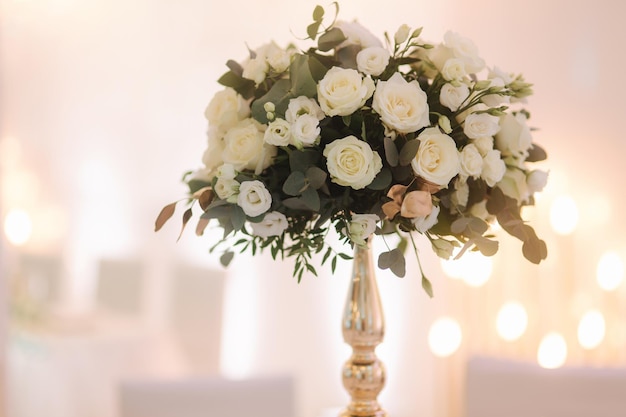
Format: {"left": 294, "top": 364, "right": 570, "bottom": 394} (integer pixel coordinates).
{"left": 428, "top": 317, "right": 463, "bottom": 357}
{"left": 577, "top": 310, "right": 605, "bottom": 350}
{"left": 596, "top": 251, "right": 624, "bottom": 291}
{"left": 440, "top": 251, "right": 493, "bottom": 287}
{"left": 4, "top": 208, "right": 33, "bottom": 246}
{"left": 549, "top": 195, "right": 578, "bottom": 235}
{"left": 537, "top": 332, "right": 568, "bottom": 369}
{"left": 496, "top": 301, "right": 528, "bottom": 341}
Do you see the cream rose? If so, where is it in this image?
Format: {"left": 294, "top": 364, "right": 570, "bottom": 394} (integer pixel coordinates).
{"left": 527, "top": 169, "right": 549, "bottom": 194}
{"left": 291, "top": 114, "right": 320, "bottom": 148}
{"left": 285, "top": 96, "right": 325, "bottom": 123}
{"left": 470, "top": 136, "right": 494, "bottom": 157}
{"left": 264, "top": 118, "right": 291, "bottom": 146}
{"left": 480, "top": 149, "right": 506, "bottom": 187}
{"left": 202, "top": 128, "right": 225, "bottom": 175}
{"left": 237, "top": 180, "right": 272, "bottom": 217}
{"left": 333, "top": 20, "right": 383, "bottom": 49}
{"left": 214, "top": 177, "right": 240, "bottom": 203}
{"left": 347, "top": 213, "right": 379, "bottom": 246}
{"left": 441, "top": 58, "right": 467, "bottom": 81}
{"left": 204, "top": 87, "right": 250, "bottom": 132}
{"left": 440, "top": 82, "right": 470, "bottom": 112}
{"left": 222, "top": 119, "right": 277, "bottom": 172}
{"left": 317, "top": 67, "right": 375, "bottom": 116}
{"left": 250, "top": 211, "right": 288, "bottom": 237}
{"left": 495, "top": 113, "right": 533, "bottom": 158}
{"left": 450, "top": 177, "right": 469, "bottom": 209}
{"left": 242, "top": 56, "right": 269, "bottom": 85}
{"left": 372, "top": 72, "right": 430, "bottom": 133}
{"left": 463, "top": 112, "right": 501, "bottom": 139}
{"left": 411, "top": 127, "right": 460, "bottom": 187}
{"left": 356, "top": 46, "right": 390, "bottom": 76}
{"left": 324, "top": 135, "right": 383, "bottom": 190}
{"left": 497, "top": 167, "right": 530, "bottom": 203}
{"left": 264, "top": 42, "right": 293, "bottom": 73}
{"left": 459, "top": 144, "right": 483, "bottom": 179}
{"left": 412, "top": 204, "right": 440, "bottom": 233}
{"left": 443, "top": 31, "right": 485, "bottom": 74}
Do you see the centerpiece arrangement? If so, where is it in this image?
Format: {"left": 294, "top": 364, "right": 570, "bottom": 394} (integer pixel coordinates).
{"left": 156, "top": 3, "right": 548, "bottom": 415}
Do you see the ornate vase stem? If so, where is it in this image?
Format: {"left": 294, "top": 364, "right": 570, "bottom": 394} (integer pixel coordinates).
{"left": 340, "top": 240, "right": 387, "bottom": 417}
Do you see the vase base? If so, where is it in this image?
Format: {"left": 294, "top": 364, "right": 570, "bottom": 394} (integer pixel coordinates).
{"left": 339, "top": 411, "right": 387, "bottom": 417}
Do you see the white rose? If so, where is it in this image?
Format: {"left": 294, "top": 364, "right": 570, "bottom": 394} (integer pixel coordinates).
{"left": 459, "top": 144, "right": 483, "bottom": 179}
{"left": 470, "top": 136, "right": 494, "bottom": 157}
{"left": 441, "top": 58, "right": 467, "bottom": 81}
{"left": 495, "top": 113, "right": 533, "bottom": 158}
{"left": 412, "top": 204, "right": 440, "bottom": 233}
{"left": 250, "top": 211, "right": 288, "bottom": 238}
{"left": 237, "top": 180, "right": 272, "bottom": 217}
{"left": 264, "top": 42, "right": 292, "bottom": 73}
{"left": 222, "top": 119, "right": 276, "bottom": 172}
{"left": 285, "top": 96, "right": 325, "bottom": 123}
{"left": 440, "top": 82, "right": 470, "bottom": 112}
{"left": 481, "top": 149, "right": 506, "bottom": 187}
{"left": 333, "top": 20, "right": 383, "bottom": 49}
{"left": 356, "top": 46, "right": 390, "bottom": 77}
{"left": 497, "top": 168, "right": 530, "bottom": 203}
{"left": 214, "top": 177, "right": 240, "bottom": 203}
{"left": 372, "top": 72, "right": 430, "bottom": 133}
{"left": 411, "top": 127, "right": 460, "bottom": 187}
{"left": 242, "top": 56, "right": 269, "bottom": 85}
{"left": 324, "top": 135, "right": 383, "bottom": 190}
{"left": 443, "top": 31, "right": 485, "bottom": 74}
{"left": 469, "top": 200, "right": 493, "bottom": 222}
{"left": 463, "top": 112, "right": 501, "bottom": 139}
{"left": 450, "top": 177, "right": 469, "bottom": 209}
{"left": 348, "top": 213, "right": 379, "bottom": 246}
{"left": 264, "top": 118, "right": 292, "bottom": 146}
{"left": 204, "top": 87, "right": 250, "bottom": 131}
{"left": 291, "top": 114, "right": 321, "bottom": 149}
{"left": 216, "top": 163, "right": 237, "bottom": 180}
{"left": 202, "top": 128, "right": 225, "bottom": 175}
{"left": 317, "top": 67, "right": 375, "bottom": 116}
{"left": 527, "top": 169, "right": 549, "bottom": 194}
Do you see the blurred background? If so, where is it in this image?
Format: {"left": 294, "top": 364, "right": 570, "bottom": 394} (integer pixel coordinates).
{"left": 2, "top": 0, "right": 626, "bottom": 417}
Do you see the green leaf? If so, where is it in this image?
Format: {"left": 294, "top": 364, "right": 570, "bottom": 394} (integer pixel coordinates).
{"left": 220, "top": 251, "right": 234, "bottom": 267}
{"left": 307, "top": 55, "right": 329, "bottom": 82}
{"left": 231, "top": 205, "right": 246, "bottom": 231}
{"left": 282, "top": 197, "right": 312, "bottom": 211}
{"left": 290, "top": 54, "right": 318, "bottom": 98}
{"left": 289, "top": 148, "right": 321, "bottom": 172}
{"left": 367, "top": 167, "right": 392, "bottom": 190}
{"left": 378, "top": 249, "right": 406, "bottom": 277}
{"left": 300, "top": 187, "right": 321, "bottom": 211}
{"left": 384, "top": 137, "right": 399, "bottom": 166}
{"left": 312, "top": 5, "right": 324, "bottom": 21}
{"left": 307, "top": 21, "right": 322, "bottom": 40}
{"left": 250, "top": 79, "right": 292, "bottom": 124}
{"left": 522, "top": 236, "right": 548, "bottom": 264}
{"left": 473, "top": 236, "right": 499, "bottom": 257}
{"left": 217, "top": 71, "right": 256, "bottom": 99}
{"left": 306, "top": 166, "right": 327, "bottom": 189}
{"left": 422, "top": 275, "right": 434, "bottom": 298}
{"left": 283, "top": 171, "right": 308, "bottom": 196}
{"left": 399, "top": 139, "right": 420, "bottom": 166}
{"left": 318, "top": 27, "right": 347, "bottom": 52}
{"left": 430, "top": 238, "right": 456, "bottom": 259}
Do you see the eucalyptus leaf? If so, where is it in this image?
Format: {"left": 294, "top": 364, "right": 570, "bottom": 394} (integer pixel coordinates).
{"left": 318, "top": 27, "right": 347, "bottom": 52}
{"left": 290, "top": 54, "right": 318, "bottom": 98}
{"left": 283, "top": 171, "right": 308, "bottom": 196}
{"left": 367, "top": 168, "right": 392, "bottom": 191}
{"left": 306, "top": 166, "right": 328, "bottom": 189}
{"left": 217, "top": 71, "right": 256, "bottom": 99}
{"left": 422, "top": 275, "right": 434, "bottom": 298}
{"left": 378, "top": 248, "right": 406, "bottom": 277}
{"left": 289, "top": 148, "right": 321, "bottom": 172}
{"left": 399, "top": 139, "right": 420, "bottom": 166}
{"left": 473, "top": 236, "right": 499, "bottom": 257}
{"left": 220, "top": 251, "right": 235, "bottom": 267}
{"left": 230, "top": 205, "right": 246, "bottom": 231}
{"left": 155, "top": 202, "right": 177, "bottom": 232}
{"left": 300, "top": 187, "right": 321, "bottom": 211}
{"left": 384, "top": 136, "right": 399, "bottom": 166}
{"left": 250, "top": 79, "right": 292, "bottom": 124}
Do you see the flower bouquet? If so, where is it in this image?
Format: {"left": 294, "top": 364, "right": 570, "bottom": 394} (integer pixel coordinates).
{"left": 156, "top": 3, "right": 548, "bottom": 296}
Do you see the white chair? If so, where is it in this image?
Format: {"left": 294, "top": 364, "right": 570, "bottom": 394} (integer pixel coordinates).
{"left": 465, "top": 356, "right": 626, "bottom": 417}
{"left": 167, "top": 264, "right": 225, "bottom": 375}
{"left": 118, "top": 375, "right": 295, "bottom": 417}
